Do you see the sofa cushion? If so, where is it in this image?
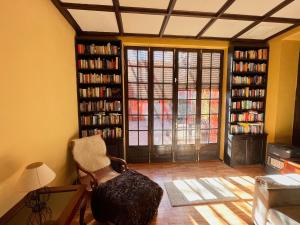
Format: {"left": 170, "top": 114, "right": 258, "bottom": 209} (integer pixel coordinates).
{"left": 268, "top": 206, "right": 300, "bottom": 225}
{"left": 91, "top": 169, "right": 163, "bottom": 225}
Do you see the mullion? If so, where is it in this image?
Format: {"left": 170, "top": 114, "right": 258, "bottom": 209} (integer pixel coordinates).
{"left": 208, "top": 52, "right": 213, "bottom": 143}
{"left": 185, "top": 52, "right": 189, "bottom": 144}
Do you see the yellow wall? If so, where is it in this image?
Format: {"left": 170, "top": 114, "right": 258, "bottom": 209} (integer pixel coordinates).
{"left": 266, "top": 28, "right": 300, "bottom": 144}
{"left": 0, "top": 0, "right": 77, "bottom": 216}
{"left": 119, "top": 37, "right": 229, "bottom": 160}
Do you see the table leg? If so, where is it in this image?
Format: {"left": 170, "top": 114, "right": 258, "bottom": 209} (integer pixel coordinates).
{"left": 79, "top": 195, "right": 87, "bottom": 225}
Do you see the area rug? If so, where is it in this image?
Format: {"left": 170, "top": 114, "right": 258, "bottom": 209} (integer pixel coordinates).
{"left": 165, "top": 177, "right": 241, "bottom": 207}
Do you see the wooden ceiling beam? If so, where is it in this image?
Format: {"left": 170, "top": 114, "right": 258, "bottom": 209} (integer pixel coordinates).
{"left": 159, "top": 0, "right": 177, "bottom": 37}
{"left": 51, "top": 0, "right": 81, "bottom": 32}
{"left": 196, "top": 0, "right": 235, "bottom": 39}
{"left": 112, "top": 0, "right": 124, "bottom": 35}
{"left": 231, "top": 0, "right": 295, "bottom": 39}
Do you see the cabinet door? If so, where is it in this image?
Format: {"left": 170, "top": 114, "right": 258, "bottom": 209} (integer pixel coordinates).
{"left": 231, "top": 137, "right": 247, "bottom": 166}
{"left": 246, "top": 137, "right": 261, "bottom": 164}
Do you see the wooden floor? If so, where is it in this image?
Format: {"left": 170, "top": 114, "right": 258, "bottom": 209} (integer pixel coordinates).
{"left": 75, "top": 161, "right": 265, "bottom": 225}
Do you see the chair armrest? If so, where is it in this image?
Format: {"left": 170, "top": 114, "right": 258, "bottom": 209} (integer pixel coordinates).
{"left": 109, "top": 156, "right": 128, "bottom": 172}
{"left": 76, "top": 163, "right": 98, "bottom": 190}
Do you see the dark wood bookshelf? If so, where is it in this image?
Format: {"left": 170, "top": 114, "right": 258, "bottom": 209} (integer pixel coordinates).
{"left": 224, "top": 43, "right": 269, "bottom": 167}
{"left": 75, "top": 38, "right": 124, "bottom": 158}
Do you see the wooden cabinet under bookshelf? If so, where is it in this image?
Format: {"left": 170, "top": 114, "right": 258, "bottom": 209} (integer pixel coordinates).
{"left": 225, "top": 44, "right": 268, "bottom": 166}
{"left": 75, "top": 38, "right": 123, "bottom": 158}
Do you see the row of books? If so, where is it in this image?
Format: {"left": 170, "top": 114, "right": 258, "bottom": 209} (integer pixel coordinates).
{"left": 77, "top": 58, "right": 119, "bottom": 70}
{"left": 79, "top": 73, "right": 121, "bottom": 84}
{"left": 231, "top": 101, "right": 264, "bottom": 110}
{"left": 230, "top": 123, "right": 264, "bottom": 134}
{"left": 232, "top": 75, "right": 264, "bottom": 85}
{"left": 77, "top": 43, "right": 119, "bottom": 55}
{"left": 230, "top": 112, "right": 264, "bottom": 123}
{"left": 233, "top": 62, "right": 267, "bottom": 73}
{"left": 80, "top": 113, "right": 122, "bottom": 126}
{"left": 81, "top": 128, "right": 122, "bottom": 138}
{"left": 79, "top": 87, "right": 121, "bottom": 98}
{"left": 234, "top": 49, "right": 268, "bottom": 60}
{"left": 80, "top": 100, "right": 122, "bottom": 112}
{"left": 232, "top": 88, "right": 265, "bottom": 98}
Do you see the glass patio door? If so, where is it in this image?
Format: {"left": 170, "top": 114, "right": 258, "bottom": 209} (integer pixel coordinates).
{"left": 174, "top": 50, "right": 199, "bottom": 161}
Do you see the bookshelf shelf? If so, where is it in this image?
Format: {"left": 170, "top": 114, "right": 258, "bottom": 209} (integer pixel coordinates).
{"left": 225, "top": 43, "right": 268, "bottom": 167}
{"left": 75, "top": 38, "right": 124, "bottom": 158}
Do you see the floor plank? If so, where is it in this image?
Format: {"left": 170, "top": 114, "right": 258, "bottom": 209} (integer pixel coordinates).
{"left": 73, "top": 161, "right": 265, "bottom": 225}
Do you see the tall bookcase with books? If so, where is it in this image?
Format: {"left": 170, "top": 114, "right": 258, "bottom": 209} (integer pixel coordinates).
{"left": 75, "top": 38, "right": 123, "bottom": 158}
{"left": 225, "top": 44, "right": 268, "bottom": 166}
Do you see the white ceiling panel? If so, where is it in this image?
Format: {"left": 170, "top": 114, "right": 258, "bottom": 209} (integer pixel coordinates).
{"left": 61, "top": 0, "right": 112, "bottom": 5}
{"left": 122, "top": 13, "right": 164, "bottom": 34}
{"left": 119, "top": 0, "right": 170, "bottom": 9}
{"left": 225, "top": 0, "right": 284, "bottom": 16}
{"left": 202, "top": 19, "right": 253, "bottom": 38}
{"left": 174, "top": 0, "right": 227, "bottom": 12}
{"left": 272, "top": 0, "right": 300, "bottom": 19}
{"left": 68, "top": 9, "right": 119, "bottom": 32}
{"left": 239, "top": 22, "right": 293, "bottom": 39}
{"left": 164, "top": 16, "right": 210, "bottom": 36}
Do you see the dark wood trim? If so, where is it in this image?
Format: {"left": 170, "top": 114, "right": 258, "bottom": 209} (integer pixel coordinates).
{"left": 112, "top": 0, "right": 124, "bottom": 35}
{"left": 60, "top": 2, "right": 114, "bottom": 11}
{"left": 232, "top": 0, "right": 295, "bottom": 39}
{"left": 196, "top": 0, "right": 235, "bottom": 38}
{"left": 159, "top": 0, "right": 177, "bottom": 37}
{"left": 51, "top": 0, "right": 81, "bottom": 32}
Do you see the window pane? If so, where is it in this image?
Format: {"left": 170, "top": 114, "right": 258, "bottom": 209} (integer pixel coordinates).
{"left": 163, "top": 115, "right": 172, "bottom": 130}
{"left": 178, "top": 69, "right": 187, "bottom": 83}
{"left": 178, "top": 52, "right": 187, "bottom": 67}
{"left": 178, "top": 100, "right": 187, "bottom": 115}
{"left": 188, "top": 69, "right": 197, "bottom": 83}
{"left": 163, "top": 131, "right": 172, "bottom": 145}
{"left": 154, "top": 51, "right": 163, "bottom": 67}
{"left": 138, "top": 67, "right": 148, "bottom": 83}
{"left": 202, "top": 69, "right": 210, "bottom": 84}
{"left": 188, "top": 89, "right": 197, "bottom": 99}
{"left": 154, "top": 84, "right": 163, "bottom": 99}
{"left": 128, "top": 100, "right": 138, "bottom": 114}
{"left": 188, "top": 52, "right": 198, "bottom": 68}
{"left": 210, "top": 115, "right": 218, "bottom": 129}
{"left": 129, "top": 131, "right": 138, "bottom": 145}
{"left": 128, "top": 83, "right": 137, "bottom": 98}
{"left": 139, "top": 116, "right": 148, "bottom": 130}
{"left": 209, "top": 129, "right": 218, "bottom": 143}
{"left": 154, "top": 67, "right": 163, "bottom": 83}
{"left": 138, "top": 50, "right": 148, "bottom": 67}
{"left": 211, "top": 86, "right": 219, "bottom": 99}
{"left": 177, "top": 115, "right": 187, "bottom": 129}
{"left": 202, "top": 52, "right": 211, "bottom": 67}
{"left": 163, "top": 100, "right": 172, "bottom": 114}
{"left": 129, "top": 116, "right": 138, "bottom": 130}
{"left": 164, "top": 84, "right": 173, "bottom": 99}
{"left": 210, "top": 100, "right": 219, "bottom": 114}
{"left": 138, "top": 84, "right": 148, "bottom": 99}
{"left": 139, "top": 131, "right": 148, "bottom": 145}
{"left": 154, "top": 100, "right": 162, "bottom": 114}
{"left": 211, "top": 69, "right": 220, "bottom": 84}
{"left": 212, "top": 53, "right": 221, "bottom": 68}
{"left": 201, "top": 86, "right": 210, "bottom": 99}
{"left": 200, "top": 130, "right": 209, "bottom": 144}
{"left": 177, "top": 130, "right": 186, "bottom": 144}
{"left": 154, "top": 131, "right": 162, "bottom": 145}
{"left": 164, "top": 68, "right": 173, "bottom": 83}
{"left": 154, "top": 115, "right": 162, "bottom": 130}
{"left": 187, "top": 100, "right": 196, "bottom": 114}
{"left": 187, "top": 115, "right": 196, "bottom": 129}
{"left": 164, "top": 51, "right": 173, "bottom": 67}
{"left": 128, "top": 50, "right": 137, "bottom": 66}
{"left": 128, "top": 67, "right": 137, "bottom": 82}
{"left": 201, "top": 100, "right": 209, "bottom": 114}
{"left": 178, "top": 85, "right": 187, "bottom": 99}
{"left": 201, "top": 115, "right": 209, "bottom": 129}
{"left": 187, "top": 129, "right": 195, "bottom": 144}
{"left": 139, "top": 100, "right": 148, "bottom": 115}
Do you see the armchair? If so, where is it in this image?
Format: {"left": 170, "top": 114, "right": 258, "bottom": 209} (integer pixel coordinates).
{"left": 71, "top": 135, "right": 127, "bottom": 191}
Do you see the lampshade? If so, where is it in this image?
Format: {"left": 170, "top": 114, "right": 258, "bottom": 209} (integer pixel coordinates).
{"left": 17, "top": 162, "right": 56, "bottom": 193}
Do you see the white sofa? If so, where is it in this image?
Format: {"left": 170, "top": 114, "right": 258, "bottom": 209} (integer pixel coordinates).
{"left": 252, "top": 174, "right": 300, "bottom": 225}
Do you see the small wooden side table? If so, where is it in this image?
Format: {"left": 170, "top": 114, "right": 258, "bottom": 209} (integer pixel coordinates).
{"left": 0, "top": 185, "right": 87, "bottom": 225}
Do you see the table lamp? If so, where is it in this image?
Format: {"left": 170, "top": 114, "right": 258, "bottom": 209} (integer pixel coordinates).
{"left": 17, "top": 162, "right": 56, "bottom": 225}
